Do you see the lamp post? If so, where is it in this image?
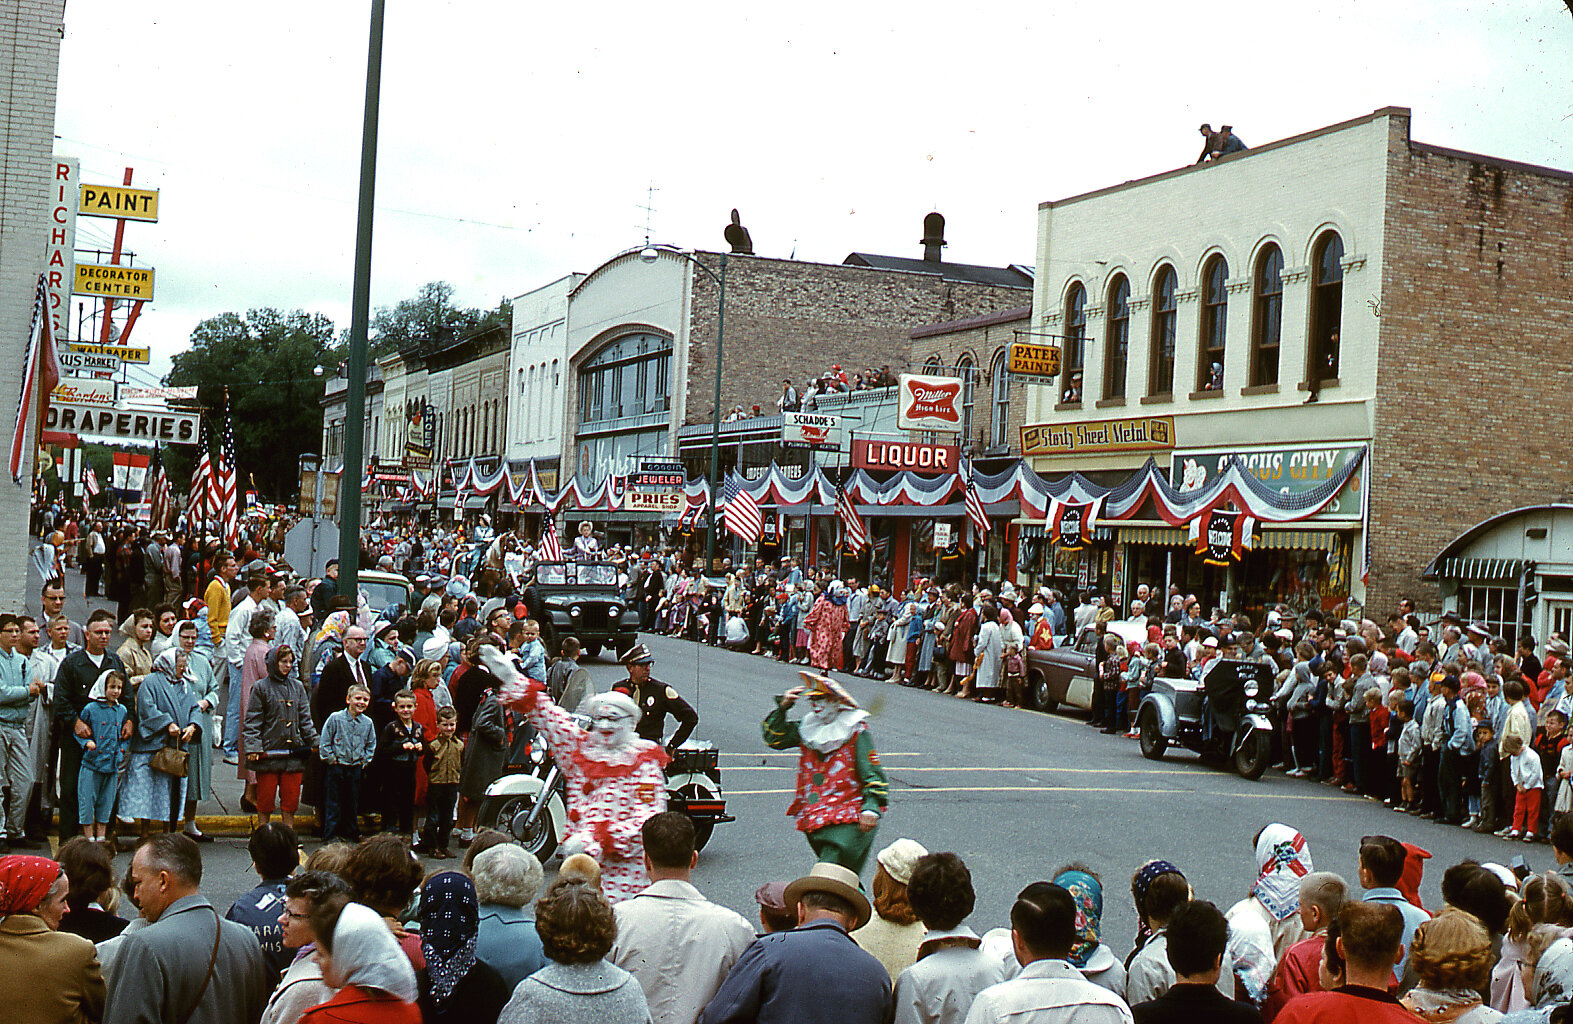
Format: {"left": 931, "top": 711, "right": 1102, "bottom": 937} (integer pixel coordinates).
{"left": 639, "top": 245, "right": 726, "bottom": 572}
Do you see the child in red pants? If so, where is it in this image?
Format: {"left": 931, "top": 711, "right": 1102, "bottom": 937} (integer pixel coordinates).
{"left": 1505, "top": 733, "right": 1545, "bottom": 841}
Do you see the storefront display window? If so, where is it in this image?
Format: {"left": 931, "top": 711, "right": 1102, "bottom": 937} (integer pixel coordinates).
{"left": 1457, "top": 585, "right": 1529, "bottom": 647}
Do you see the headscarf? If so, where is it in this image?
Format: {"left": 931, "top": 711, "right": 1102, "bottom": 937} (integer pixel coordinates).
{"left": 1053, "top": 869, "right": 1103, "bottom": 969}
{"left": 151, "top": 647, "right": 187, "bottom": 683}
{"left": 420, "top": 872, "right": 479, "bottom": 1008}
{"left": 0, "top": 855, "right": 60, "bottom": 916}
{"left": 1532, "top": 937, "right": 1573, "bottom": 1008}
{"left": 1131, "top": 859, "right": 1183, "bottom": 949}
{"left": 328, "top": 901, "right": 417, "bottom": 1001}
{"left": 266, "top": 645, "right": 293, "bottom": 683}
{"left": 87, "top": 669, "right": 118, "bottom": 702}
{"left": 1398, "top": 842, "right": 1432, "bottom": 910}
{"left": 313, "top": 610, "right": 351, "bottom": 650}
{"left": 999, "top": 609, "right": 1014, "bottom": 626}
{"left": 1370, "top": 652, "right": 1389, "bottom": 676}
{"left": 1250, "top": 823, "right": 1312, "bottom": 921}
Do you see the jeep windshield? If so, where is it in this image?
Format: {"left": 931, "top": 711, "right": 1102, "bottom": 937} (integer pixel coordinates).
{"left": 535, "top": 562, "right": 617, "bottom": 587}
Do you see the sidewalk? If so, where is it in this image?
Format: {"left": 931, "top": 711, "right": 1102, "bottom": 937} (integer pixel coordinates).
{"left": 29, "top": 551, "right": 311, "bottom": 836}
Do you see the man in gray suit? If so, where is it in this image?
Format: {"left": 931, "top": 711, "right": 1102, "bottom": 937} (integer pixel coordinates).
{"left": 104, "top": 834, "right": 273, "bottom": 1024}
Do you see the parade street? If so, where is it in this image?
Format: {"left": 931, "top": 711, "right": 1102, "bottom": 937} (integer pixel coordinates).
{"left": 160, "top": 628, "right": 1547, "bottom": 943}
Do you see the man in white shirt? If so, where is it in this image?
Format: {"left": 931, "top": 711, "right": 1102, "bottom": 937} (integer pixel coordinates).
{"left": 963, "top": 881, "right": 1132, "bottom": 1024}
{"left": 275, "top": 586, "right": 310, "bottom": 684}
{"left": 612, "top": 812, "right": 754, "bottom": 1024}
{"left": 222, "top": 574, "right": 271, "bottom": 760}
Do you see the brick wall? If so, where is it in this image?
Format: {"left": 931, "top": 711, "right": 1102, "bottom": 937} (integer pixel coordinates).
{"left": 1369, "top": 112, "right": 1573, "bottom": 612}
{"left": 683, "top": 253, "right": 1030, "bottom": 426}
{"left": 0, "top": 0, "right": 66, "bottom": 613}
{"left": 909, "top": 308, "right": 1035, "bottom": 451}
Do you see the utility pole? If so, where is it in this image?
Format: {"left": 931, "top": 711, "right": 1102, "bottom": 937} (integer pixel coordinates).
{"left": 336, "top": 0, "right": 386, "bottom": 595}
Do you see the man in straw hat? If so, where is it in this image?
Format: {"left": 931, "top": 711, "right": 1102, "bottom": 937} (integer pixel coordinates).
{"left": 763, "top": 671, "right": 889, "bottom": 873}
{"left": 701, "top": 862, "right": 891, "bottom": 1024}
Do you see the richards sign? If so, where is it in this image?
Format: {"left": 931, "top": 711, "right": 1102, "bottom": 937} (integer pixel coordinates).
{"left": 897, "top": 373, "right": 963, "bottom": 432}
{"left": 851, "top": 438, "right": 960, "bottom": 473}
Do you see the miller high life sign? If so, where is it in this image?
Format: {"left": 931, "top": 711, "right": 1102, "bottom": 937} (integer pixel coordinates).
{"left": 851, "top": 438, "right": 960, "bottom": 473}
{"left": 897, "top": 373, "right": 964, "bottom": 432}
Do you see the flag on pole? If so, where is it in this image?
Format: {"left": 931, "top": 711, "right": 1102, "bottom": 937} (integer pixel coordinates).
{"left": 539, "top": 512, "right": 563, "bottom": 561}
{"left": 964, "top": 471, "right": 991, "bottom": 538}
{"left": 10, "top": 275, "right": 60, "bottom": 483}
{"left": 217, "top": 390, "right": 240, "bottom": 548}
{"left": 720, "top": 474, "right": 763, "bottom": 543}
{"left": 83, "top": 465, "right": 100, "bottom": 498}
{"left": 836, "top": 484, "right": 869, "bottom": 552}
{"left": 188, "top": 418, "right": 216, "bottom": 526}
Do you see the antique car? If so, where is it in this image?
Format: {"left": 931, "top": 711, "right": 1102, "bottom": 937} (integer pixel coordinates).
{"left": 1023, "top": 622, "right": 1146, "bottom": 714}
{"left": 355, "top": 569, "right": 416, "bottom": 620}
{"left": 1135, "top": 658, "right": 1276, "bottom": 780}
{"left": 519, "top": 560, "right": 640, "bottom": 660}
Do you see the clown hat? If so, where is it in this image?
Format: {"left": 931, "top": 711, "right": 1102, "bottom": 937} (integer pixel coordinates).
{"left": 799, "top": 670, "right": 858, "bottom": 708}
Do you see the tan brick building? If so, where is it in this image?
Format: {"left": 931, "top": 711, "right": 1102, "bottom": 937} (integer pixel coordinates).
{"left": 1020, "top": 107, "right": 1573, "bottom": 628}
{"left": 908, "top": 305, "right": 1035, "bottom": 456}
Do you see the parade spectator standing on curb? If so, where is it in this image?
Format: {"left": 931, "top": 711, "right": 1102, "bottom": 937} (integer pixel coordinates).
{"left": 54, "top": 610, "right": 123, "bottom": 843}
{"left": 763, "top": 671, "right": 889, "bottom": 873}
{"left": 103, "top": 834, "right": 273, "bottom": 1024}
{"left": 611, "top": 811, "right": 754, "bottom": 1024}
{"left": 320, "top": 683, "right": 377, "bottom": 842}
{"left": 223, "top": 574, "right": 270, "bottom": 762}
{"left": 892, "top": 852, "right": 1008, "bottom": 1024}
{"left": 244, "top": 645, "right": 319, "bottom": 831}
{"left": 0, "top": 613, "right": 43, "bottom": 847}
{"left": 1131, "top": 900, "right": 1260, "bottom": 1024}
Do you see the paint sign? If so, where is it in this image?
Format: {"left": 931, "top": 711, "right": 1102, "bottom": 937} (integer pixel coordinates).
{"left": 78, "top": 184, "right": 160, "bottom": 222}
{"left": 897, "top": 373, "right": 964, "bottom": 432}
{"left": 46, "top": 158, "right": 79, "bottom": 339}
{"left": 72, "top": 263, "right": 155, "bottom": 300}
{"left": 1007, "top": 341, "right": 1061, "bottom": 379}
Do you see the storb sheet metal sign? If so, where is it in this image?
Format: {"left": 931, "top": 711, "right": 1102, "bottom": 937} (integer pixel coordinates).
{"left": 72, "top": 263, "right": 155, "bottom": 300}
{"left": 44, "top": 403, "right": 199, "bottom": 443}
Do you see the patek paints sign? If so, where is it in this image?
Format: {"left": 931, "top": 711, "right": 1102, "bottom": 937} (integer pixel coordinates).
{"left": 897, "top": 373, "right": 964, "bottom": 432}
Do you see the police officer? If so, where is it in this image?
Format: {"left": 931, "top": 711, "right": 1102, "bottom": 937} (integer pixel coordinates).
{"left": 613, "top": 643, "right": 698, "bottom": 753}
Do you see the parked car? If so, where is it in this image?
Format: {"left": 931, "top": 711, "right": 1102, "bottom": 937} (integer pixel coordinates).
{"left": 1023, "top": 621, "right": 1147, "bottom": 714}
{"left": 356, "top": 569, "right": 416, "bottom": 620}
{"left": 519, "top": 560, "right": 640, "bottom": 660}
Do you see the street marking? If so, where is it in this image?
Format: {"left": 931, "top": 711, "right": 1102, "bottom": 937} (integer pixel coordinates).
{"left": 722, "top": 751, "right": 927, "bottom": 759}
{"left": 725, "top": 765, "right": 1200, "bottom": 775}
{"left": 728, "top": 785, "right": 1364, "bottom": 800}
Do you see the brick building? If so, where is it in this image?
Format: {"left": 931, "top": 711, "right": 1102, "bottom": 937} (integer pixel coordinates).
{"left": 1019, "top": 106, "right": 1573, "bottom": 626}
{"left": 908, "top": 305, "right": 1035, "bottom": 456}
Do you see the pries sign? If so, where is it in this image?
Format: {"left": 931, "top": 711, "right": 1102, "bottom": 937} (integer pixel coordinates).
{"left": 897, "top": 373, "right": 964, "bottom": 432}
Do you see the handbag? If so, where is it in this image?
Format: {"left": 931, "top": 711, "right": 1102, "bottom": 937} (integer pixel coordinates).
{"left": 150, "top": 740, "right": 189, "bottom": 778}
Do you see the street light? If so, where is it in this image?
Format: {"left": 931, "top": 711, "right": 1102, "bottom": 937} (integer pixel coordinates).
{"left": 640, "top": 244, "right": 726, "bottom": 572}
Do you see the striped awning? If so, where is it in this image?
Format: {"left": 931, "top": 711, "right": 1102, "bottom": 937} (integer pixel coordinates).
{"left": 1431, "top": 557, "right": 1524, "bottom": 583}
{"left": 1019, "top": 523, "right": 1046, "bottom": 539}
{"left": 1255, "top": 529, "right": 1343, "bottom": 553}
{"left": 1117, "top": 527, "right": 1188, "bottom": 546}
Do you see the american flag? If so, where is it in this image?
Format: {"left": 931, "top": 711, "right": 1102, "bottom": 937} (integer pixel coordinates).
{"left": 147, "top": 450, "right": 172, "bottom": 532}
{"left": 83, "top": 464, "right": 100, "bottom": 498}
{"left": 538, "top": 512, "right": 563, "bottom": 561}
{"left": 217, "top": 390, "right": 239, "bottom": 548}
{"left": 836, "top": 484, "right": 869, "bottom": 552}
{"left": 10, "top": 275, "right": 59, "bottom": 483}
{"left": 964, "top": 472, "right": 991, "bottom": 538}
{"left": 188, "top": 417, "right": 216, "bottom": 526}
{"left": 721, "top": 474, "right": 762, "bottom": 543}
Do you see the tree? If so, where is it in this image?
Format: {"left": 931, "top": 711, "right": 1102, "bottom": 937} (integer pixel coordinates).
{"left": 369, "top": 281, "right": 477, "bottom": 356}
{"left": 165, "top": 308, "right": 340, "bottom": 500}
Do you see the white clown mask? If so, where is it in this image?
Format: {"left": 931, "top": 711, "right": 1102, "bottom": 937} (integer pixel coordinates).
{"left": 584, "top": 692, "right": 640, "bottom": 750}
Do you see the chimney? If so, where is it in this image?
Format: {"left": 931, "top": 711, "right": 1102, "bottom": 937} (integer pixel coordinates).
{"left": 724, "top": 208, "right": 754, "bottom": 255}
{"left": 921, "top": 212, "right": 946, "bottom": 262}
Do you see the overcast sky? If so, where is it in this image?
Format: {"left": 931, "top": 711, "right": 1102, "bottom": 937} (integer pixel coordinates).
{"left": 53, "top": 1, "right": 1572, "bottom": 389}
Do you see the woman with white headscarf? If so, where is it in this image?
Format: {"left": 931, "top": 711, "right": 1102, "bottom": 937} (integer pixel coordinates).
{"left": 300, "top": 899, "right": 419, "bottom": 1024}
{"left": 1502, "top": 927, "right": 1573, "bottom": 1023}
{"left": 121, "top": 648, "right": 200, "bottom": 836}
{"left": 1225, "top": 822, "right": 1311, "bottom": 1004}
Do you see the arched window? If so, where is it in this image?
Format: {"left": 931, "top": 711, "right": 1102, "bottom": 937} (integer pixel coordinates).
{"left": 1063, "top": 283, "right": 1086, "bottom": 384}
{"left": 923, "top": 354, "right": 943, "bottom": 373}
{"left": 1103, "top": 275, "right": 1129, "bottom": 400}
{"left": 1198, "top": 256, "right": 1228, "bottom": 390}
{"left": 578, "top": 332, "right": 673, "bottom": 426}
{"left": 1309, "top": 232, "right": 1344, "bottom": 382}
{"left": 1148, "top": 265, "right": 1177, "bottom": 397}
{"left": 1250, "top": 245, "right": 1284, "bottom": 386}
{"left": 989, "top": 348, "right": 1010, "bottom": 446}
{"left": 956, "top": 354, "right": 975, "bottom": 440}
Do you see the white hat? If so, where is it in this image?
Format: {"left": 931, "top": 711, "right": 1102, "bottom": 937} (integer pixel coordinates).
{"left": 875, "top": 838, "right": 929, "bottom": 886}
{"left": 421, "top": 637, "right": 449, "bottom": 660}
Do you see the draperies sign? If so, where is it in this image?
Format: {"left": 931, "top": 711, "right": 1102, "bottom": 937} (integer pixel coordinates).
{"left": 1189, "top": 508, "right": 1257, "bottom": 566}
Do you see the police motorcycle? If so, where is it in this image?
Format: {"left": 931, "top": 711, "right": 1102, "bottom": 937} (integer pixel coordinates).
{"left": 477, "top": 711, "right": 734, "bottom": 860}
{"left": 1135, "top": 657, "right": 1276, "bottom": 780}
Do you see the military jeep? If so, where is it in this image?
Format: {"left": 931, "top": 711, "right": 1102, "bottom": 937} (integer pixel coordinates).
{"left": 520, "top": 560, "right": 640, "bottom": 660}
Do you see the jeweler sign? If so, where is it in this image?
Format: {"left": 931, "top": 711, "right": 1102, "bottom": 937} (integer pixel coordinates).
{"left": 44, "top": 403, "right": 199, "bottom": 443}
{"left": 72, "top": 263, "right": 155, "bottom": 300}
{"left": 781, "top": 412, "right": 840, "bottom": 450}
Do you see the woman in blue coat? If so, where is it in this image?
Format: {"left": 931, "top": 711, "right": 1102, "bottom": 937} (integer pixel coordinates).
{"left": 123, "top": 647, "right": 199, "bottom": 833}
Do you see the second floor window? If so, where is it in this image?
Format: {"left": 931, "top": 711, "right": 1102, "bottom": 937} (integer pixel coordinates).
{"left": 1149, "top": 266, "right": 1177, "bottom": 396}
{"left": 1104, "top": 276, "right": 1129, "bottom": 400}
{"left": 1198, "top": 256, "right": 1227, "bottom": 390}
{"left": 1310, "top": 231, "right": 1345, "bottom": 382}
{"left": 1250, "top": 245, "right": 1283, "bottom": 387}
{"left": 1063, "top": 283, "right": 1086, "bottom": 380}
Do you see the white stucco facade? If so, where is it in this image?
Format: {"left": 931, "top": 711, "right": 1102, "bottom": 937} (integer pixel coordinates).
{"left": 505, "top": 273, "right": 582, "bottom": 465}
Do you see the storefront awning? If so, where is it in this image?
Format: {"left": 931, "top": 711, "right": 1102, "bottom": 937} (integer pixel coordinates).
{"left": 1256, "top": 529, "right": 1344, "bottom": 553}
{"left": 1430, "top": 557, "right": 1524, "bottom": 583}
{"left": 1117, "top": 526, "right": 1188, "bottom": 546}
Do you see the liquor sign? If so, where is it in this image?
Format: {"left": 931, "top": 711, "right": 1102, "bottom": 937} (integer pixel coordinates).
{"left": 68, "top": 341, "right": 150, "bottom": 364}
{"left": 72, "top": 263, "right": 155, "bottom": 301}
{"left": 78, "top": 183, "right": 160, "bottom": 222}
{"left": 851, "top": 437, "right": 961, "bottom": 473}
{"left": 1007, "top": 341, "right": 1061, "bottom": 379}
{"left": 897, "top": 373, "right": 964, "bottom": 432}
{"left": 44, "top": 403, "right": 199, "bottom": 444}
{"left": 781, "top": 412, "right": 840, "bottom": 450}
{"left": 46, "top": 158, "right": 79, "bottom": 339}
{"left": 52, "top": 376, "right": 116, "bottom": 407}
{"left": 1021, "top": 415, "right": 1175, "bottom": 457}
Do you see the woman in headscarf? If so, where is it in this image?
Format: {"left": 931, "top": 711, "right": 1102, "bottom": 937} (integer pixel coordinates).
{"left": 851, "top": 838, "right": 930, "bottom": 979}
{"left": 999, "top": 608, "right": 1026, "bottom": 708}
{"left": 122, "top": 647, "right": 200, "bottom": 838}
{"left": 1403, "top": 909, "right": 1503, "bottom": 1023}
{"left": 417, "top": 872, "right": 509, "bottom": 1024}
{"left": 174, "top": 618, "right": 221, "bottom": 841}
{"left": 310, "top": 611, "right": 352, "bottom": 687}
{"left": 1501, "top": 927, "right": 1573, "bottom": 1023}
{"left": 803, "top": 582, "right": 849, "bottom": 672}
{"left": 300, "top": 899, "right": 419, "bottom": 1024}
{"left": 238, "top": 609, "right": 276, "bottom": 802}
{"left": 1052, "top": 865, "right": 1126, "bottom": 996}
{"left": 0, "top": 854, "right": 105, "bottom": 1023}
{"left": 1225, "top": 822, "right": 1311, "bottom": 1004}
{"left": 887, "top": 600, "right": 915, "bottom": 681}
{"left": 244, "top": 644, "right": 319, "bottom": 831}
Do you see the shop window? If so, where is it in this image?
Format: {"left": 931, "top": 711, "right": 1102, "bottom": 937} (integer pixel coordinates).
{"left": 1103, "top": 275, "right": 1129, "bottom": 400}
{"left": 1250, "top": 245, "right": 1283, "bottom": 386}
{"left": 1063, "top": 283, "right": 1086, "bottom": 380}
{"left": 1308, "top": 231, "right": 1344, "bottom": 383}
{"left": 1148, "top": 265, "right": 1177, "bottom": 397}
{"left": 578, "top": 331, "right": 673, "bottom": 425}
{"left": 1197, "top": 256, "right": 1228, "bottom": 391}
{"left": 989, "top": 348, "right": 1010, "bottom": 446}
{"left": 1457, "top": 585, "right": 1529, "bottom": 647}
{"left": 1553, "top": 603, "right": 1573, "bottom": 643}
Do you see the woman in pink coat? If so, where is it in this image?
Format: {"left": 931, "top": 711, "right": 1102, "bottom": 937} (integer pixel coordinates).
{"left": 803, "top": 582, "right": 850, "bottom": 672}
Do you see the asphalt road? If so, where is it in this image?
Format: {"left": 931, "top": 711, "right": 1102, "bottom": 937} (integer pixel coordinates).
{"left": 29, "top": 555, "right": 1555, "bottom": 953}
